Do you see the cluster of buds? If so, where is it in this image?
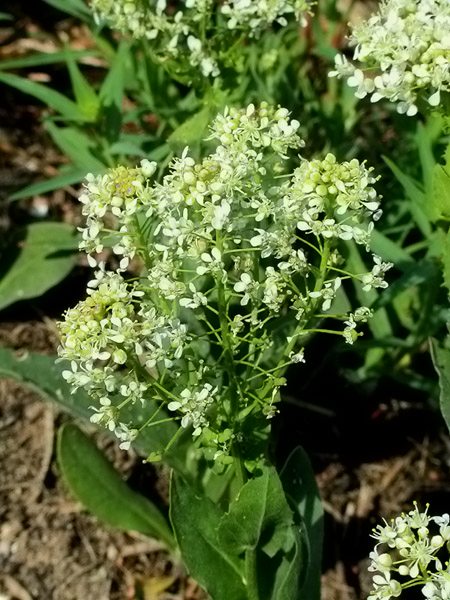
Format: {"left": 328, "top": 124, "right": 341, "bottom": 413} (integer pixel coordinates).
{"left": 330, "top": 0, "right": 450, "bottom": 116}
{"left": 58, "top": 103, "right": 390, "bottom": 457}
{"left": 91, "top": 0, "right": 311, "bottom": 80}
{"left": 368, "top": 504, "right": 450, "bottom": 600}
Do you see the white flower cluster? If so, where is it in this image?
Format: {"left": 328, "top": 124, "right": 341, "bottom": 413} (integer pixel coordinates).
{"left": 368, "top": 504, "right": 450, "bottom": 600}
{"left": 330, "top": 0, "right": 450, "bottom": 116}
{"left": 59, "top": 103, "right": 390, "bottom": 455}
{"left": 90, "top": 0, "right": 310, "bottom": 79}
{"left": 221, "top": 0, "right": 309, "bottom": 31}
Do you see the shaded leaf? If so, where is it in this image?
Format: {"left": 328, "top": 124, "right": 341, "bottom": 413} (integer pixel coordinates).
{"left": 280, "top": 447, "right": 323, "bottom": 600}
{"left": 0, "top": 50, "right": 98, "bottom": 71}
{"left": 383, "top": 156, "right": 432, "bottom": 237}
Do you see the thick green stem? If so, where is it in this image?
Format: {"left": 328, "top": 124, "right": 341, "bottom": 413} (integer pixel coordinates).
{"left": 245, "top": 548, "right": 259, "bottom": 600}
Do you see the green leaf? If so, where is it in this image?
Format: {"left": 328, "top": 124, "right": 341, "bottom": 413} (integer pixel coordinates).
{"left": 58, "top": 423, "right": 175, "bottom": 548}
{"left": 280, "top": 447, "right": 323, "bottom": 600}
{"left": 439, "top": 229, "right": 450, "bottom": 294}
{"left": 370, "top": 230, "right": 413, "bottom": 267}
{"left": 0, "top": 71, "right": 84, "bottom": 121}
{"left": 99, "top": 42, "right": 129, "bottom": 108}
{"left": 65, "top": 51, "right": 100, "bottom": 121}
{"left": 0, "top": 348, "right": 183, "bottom": 468}
{"left": 0, "top": 347, "right": 93, "bottom": 418}
{"left": 218, "top": 467, "right": 304, "bottom": 600}
{"left": 9, "top": 166, "right": 88, "bottom": 201}
{"left": 383, "top": 156, "right": 432, "bottom": 237}
{"left": 0, "top": 222, "right": 78, "bottom": 311}
{"left": 218, "top": 469, "right": 295, "bottom": 557}
{"left": 0, "top": 50, "right": 97, "bottom": 71}
{"left": 41, "top": 0, "right": 91, "bottom": 20}
{"left": 431, "top": 340, "right": 450, "bottom": 434}
{"left": 170, "top": 473, "right": 247, "bottom": 600}
{"left": 431, "top": 144, "right": 450, "bottom": 222}
{"left": 167, "top": 107, "right": 211, "bottom": 153}
{"left": 45, "top": 122, "right": 106, "bottom": 172}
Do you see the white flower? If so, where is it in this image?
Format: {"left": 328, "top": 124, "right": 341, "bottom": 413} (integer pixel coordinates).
{"left": 330, "top": 0, "right": 450, "bottom": 115}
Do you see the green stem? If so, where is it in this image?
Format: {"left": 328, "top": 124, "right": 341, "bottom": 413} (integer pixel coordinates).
{"left": 245, "top": 548, "right": 259, "bottom": 600}
{"left": 259, "top": 240, "right": 332, "bottom": 401}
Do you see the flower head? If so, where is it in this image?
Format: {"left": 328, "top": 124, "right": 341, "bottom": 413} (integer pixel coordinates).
{"left": 330, "top": 0, "right": 450, "bottom": 115}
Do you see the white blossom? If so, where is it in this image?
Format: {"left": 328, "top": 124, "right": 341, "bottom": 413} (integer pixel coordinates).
{"left": 330, "top": 0, "right": 450, "bottom": 115}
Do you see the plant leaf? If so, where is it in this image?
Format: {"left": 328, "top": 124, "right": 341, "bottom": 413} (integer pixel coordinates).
{"left": 44, "top": 122, "right": 106, "bottom": 172}
{"left": 167, "top": 107, "right": 211, "bottom": 153}
{"left": 170, "top": 473, "right": 247, "bottom": 600}
{"left": 383, "top": 156, "right": 432, "bottom": 237}
{"left": 0, "top": 71, "right": 84, "bottom": 121}
{"left": 41, "top": 0, "right": 91, "bottom": 20}
{"left": 0, "top": 50, "right": 98, "bottom": 71}
{"left": 65, "top": 51, "right": 100, "bottom": 121}
{"left": 431, "top": 340, "right": 450, "bottom": 434}
{"left": 58, "top": 423, "right": 175, "bottom": 548}
{"left": 280, "top": 447, "right": 323, "bottom": 600}
{"left": 0, "top": 222, "right": 78, "bottom": 311}
{"left": 218, "top": 467, "right": 304, "bottom": 600}
{"left": 9, "top": 166, "right": 88, "bottom": 201}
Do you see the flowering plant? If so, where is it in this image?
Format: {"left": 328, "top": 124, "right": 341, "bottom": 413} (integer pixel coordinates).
{"left": 56, "top": 102, "right": 391, "bottom": 598}
{"left": 58, "top": 103, "right": 389, "bottom": 460}
{"left": 330, "top": 0, "right": 450, "bottom": 116}
{"left": 91, "top": 0, "right": 312, "bottom": 83}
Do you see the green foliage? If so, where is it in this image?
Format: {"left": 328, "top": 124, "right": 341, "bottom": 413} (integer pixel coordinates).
{"left": 171, "top": 465, "right": 307, "bottom": 600}
{"left": 57, "top": 423, "right": 175, "bottom": 548}
{"left": 0, "top": 223, "right": 78, "bottom": 311}
{"left": 431, "top": 340, "right": 450, "bottom": 434}
{"left": 280, "top": 447, "right": 323, "bottom": 600}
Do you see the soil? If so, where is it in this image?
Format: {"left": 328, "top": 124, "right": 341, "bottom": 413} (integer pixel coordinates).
{"left": 1, "top": 3, "right": 450, "bottom": 600}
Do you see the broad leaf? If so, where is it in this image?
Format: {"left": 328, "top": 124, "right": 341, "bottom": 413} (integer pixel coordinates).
{"left": 0, "top": 222, "right": 78, "bottom": 311}
{"left": 218, "top": 467, "right": 304, "bottom": 600}
{"left": 170, "top": 473, "right": 247, "bottom": 600}
{"left": 58, "top": 423, "right": 175, "bottom": 548}
{"left": 431, "top": 144, "right": 450, "bottom": 222}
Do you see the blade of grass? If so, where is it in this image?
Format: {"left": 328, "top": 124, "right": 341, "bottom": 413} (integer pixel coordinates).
{"left": 0, "top": 71, "right": 84, "bottom": 121}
